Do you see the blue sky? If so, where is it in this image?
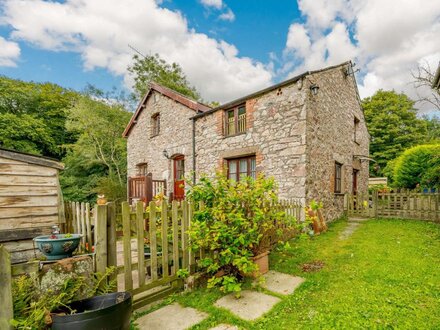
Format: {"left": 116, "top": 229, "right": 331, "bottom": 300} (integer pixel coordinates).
{"left": 0, "top": 0, "right": 439, "bottom": 113}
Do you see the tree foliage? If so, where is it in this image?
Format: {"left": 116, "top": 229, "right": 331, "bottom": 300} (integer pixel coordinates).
{"left": 128, "top": 53, "right": 200, "bottom": 101}
{"left": 0, "top": 113, "right": 55, "bottom": 155}
{"left": 61, "top": 95, "right": 131, "bottom": 202}
{"left": 392, "top": 144, "right": 440, "bottom": 189}
{"left": 362, "top": 90, "right": 427, "bottom": 176}
{"left": 0, "top": 76, "right": 78, "bottom": 158}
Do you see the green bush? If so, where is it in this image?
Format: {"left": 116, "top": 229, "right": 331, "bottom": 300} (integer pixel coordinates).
{"left": 186, "top": 173, "right": 301, "bottom": 296}
{"left": 393, "top": 144, "right": 440, "bottom": 189}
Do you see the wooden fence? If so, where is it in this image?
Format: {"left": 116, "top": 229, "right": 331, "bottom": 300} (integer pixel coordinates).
{"left": 346, "top": 191, "right": 440, "bottom": 221}
{"left": 1, "top": 198, "right": 303, "bottom": 319}
{"left": 63, "top": 201, "right": 94, "bottom": 254}
{"left": 94, "top": 198, "right": 302, "bottom": 309}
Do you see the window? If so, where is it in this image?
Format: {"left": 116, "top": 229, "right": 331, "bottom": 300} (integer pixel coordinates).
{"left": 225, "top": 104, "right": 246, "bottom": 136}
{"left": 136, "top": 163, "right": 148, "bottom": 176}
{"left": 151, "top": 113, "right": 160, "bottom": 137}
{"left": 227, "top": 156, "right": 256, "bottom": 181}
{"left": 353, "top": 117, "right": 360, "bottom": 143}
{"left": 335, "top": 162, "right": 342, "bottom": 193}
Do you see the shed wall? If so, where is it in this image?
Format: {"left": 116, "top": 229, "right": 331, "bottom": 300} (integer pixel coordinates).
{"left": 0, "top": 156, "right": 63, "bottom": 263}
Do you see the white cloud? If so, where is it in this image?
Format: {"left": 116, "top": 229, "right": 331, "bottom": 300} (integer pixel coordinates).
{"left": 0, "top": 36, "right": 20, "bottom": 67}
{"left": 200, "top": 0, "right": 223, "bottom": 10}
{"left": 0, "top": 0, "right": 271, "bottom": 103}
{"left": 219, "top": 8, "right": 235, "bottom": 22}
{"left": 284, "top": 0, "right": 440, "bottom": 113}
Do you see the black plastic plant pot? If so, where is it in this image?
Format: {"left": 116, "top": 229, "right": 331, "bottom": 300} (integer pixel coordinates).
{"left": 51, "top": 292, "right": 132, "bottom": 330}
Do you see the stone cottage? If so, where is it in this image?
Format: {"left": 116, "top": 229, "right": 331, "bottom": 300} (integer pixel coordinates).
{"left": 123, "top": 61, "right": 369, "bottom": 220}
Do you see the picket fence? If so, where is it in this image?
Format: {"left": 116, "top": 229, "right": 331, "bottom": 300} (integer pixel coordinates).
{"left": 346, "top": 190, "right": 440, "bottom": 222}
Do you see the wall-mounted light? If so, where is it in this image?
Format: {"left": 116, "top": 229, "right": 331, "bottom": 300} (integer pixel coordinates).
{"left": 163, "top": 149, "right": 169, "bottom": 159}
{"left": 310, "top": 84, "right": 319, "bottom": 96}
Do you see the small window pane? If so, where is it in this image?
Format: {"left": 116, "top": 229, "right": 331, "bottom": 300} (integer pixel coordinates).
{"left": 229, "top": 161, "right": 237, "bottom": 181}
{"left": 250, "top": 158, "right": 256, "bottom": 179}
{"left": 227, "top": 110, "right": 235, "bottom": 135}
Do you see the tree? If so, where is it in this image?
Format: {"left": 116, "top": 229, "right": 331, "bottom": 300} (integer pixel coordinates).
{"left": 412, "top": 62, "right": 440, "bottom": 111}
{"left": 0, "top": 76, "right": 78, "bottom": 158}
{"left": 392, "top": 144, "right": 440, "bottom": 189}
{"left": 362, "top": 90, "right": 427, "bottom": 176}
{"left": 128, "top": 53, "right": 200, "bottom": 101}
{"left": 0, "top": 113, "right": 55, "bottom": 154}
{"left": 61, "top": 95, "right": 131, "bottom": 202}
{"left": 422, "top": 115, "right": 440, "bottom": 142}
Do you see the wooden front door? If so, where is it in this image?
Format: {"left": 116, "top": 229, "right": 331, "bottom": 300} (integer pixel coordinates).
{"left": 173, "top": 156, "right": 185, "bottom": 200}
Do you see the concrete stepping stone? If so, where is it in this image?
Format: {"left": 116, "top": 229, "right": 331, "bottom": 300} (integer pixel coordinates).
{"left": 210, "top": 324, "right": 239, "bottom": 330}
{"left": 136, "top": 303, "right": 208, "bottom": 330}
{"left": 214, "top": 290, "right": 281, "bottom": 321}
{"left": 262, "top": 270, "right": 304, "bottom": 295}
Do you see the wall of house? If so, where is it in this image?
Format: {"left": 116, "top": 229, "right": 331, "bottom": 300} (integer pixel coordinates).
{"left": 194, "top": 80, "right": 308, "bottom": 204}
{"left": 305, "top": 64, "right": 369, "bottom": 221}
{"left": 126, "top": 91, "right": 195, "bottom": 196}
{"left": 0, "top": 154, "right": 63, "bottom": 264}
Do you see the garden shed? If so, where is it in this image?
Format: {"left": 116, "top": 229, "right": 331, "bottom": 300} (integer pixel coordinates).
{"left": 0, "top": 148, "right": 65, "bottom": 264}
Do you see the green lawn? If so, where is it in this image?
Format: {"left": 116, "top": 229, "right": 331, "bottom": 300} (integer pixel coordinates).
{"left": 136, "top": 218, "right": 440, "bottom": 329}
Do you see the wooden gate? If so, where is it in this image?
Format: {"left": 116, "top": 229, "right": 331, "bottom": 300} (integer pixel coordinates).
{"left": 93, "top": 200, "right": 197, "bottom": 309}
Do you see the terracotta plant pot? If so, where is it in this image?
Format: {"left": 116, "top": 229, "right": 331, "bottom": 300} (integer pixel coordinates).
{"left": 252, "top": 251, "right": 270, "bottom": 277}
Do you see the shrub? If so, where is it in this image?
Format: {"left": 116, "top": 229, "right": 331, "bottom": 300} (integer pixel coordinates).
{"left": 393, "top": 144, "right": 440, "bottom": 189}
{"left": 186, "top": 173, "right": 301, "bottom": 295}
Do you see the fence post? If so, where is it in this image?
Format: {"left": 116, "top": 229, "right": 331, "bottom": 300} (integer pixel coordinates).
{"left": 373, "top": 190, "right": 378, "bottom": 218}
{"left": 0, "top": 246, "right": 13, "bottom": 330}
{"left": 435, "top": 193, "right": 439, "bottom": 223}
{"left": 146, "top": 173, "right": 153, "bottom": 203}
{"left": 95, "top": 204, "right": 108, "bottom": 274}
{"left": 122, "top": 202, "right": 133, "bottom": 291}
{"left": 107, "top": 203, "right": 117, "bottom": 269}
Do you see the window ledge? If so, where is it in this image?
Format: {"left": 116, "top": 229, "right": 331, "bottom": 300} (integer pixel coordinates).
{"left": 224, "top": 132, "right": 246, "bottom": 139}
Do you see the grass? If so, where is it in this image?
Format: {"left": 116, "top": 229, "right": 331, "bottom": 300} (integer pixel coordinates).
{"left": 136, "top": 218, "right": 440, "bottom": 329}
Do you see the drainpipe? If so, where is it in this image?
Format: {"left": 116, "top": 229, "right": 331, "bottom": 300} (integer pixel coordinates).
{"left": 192, "top": 117, "right": 196, "bottom": 184}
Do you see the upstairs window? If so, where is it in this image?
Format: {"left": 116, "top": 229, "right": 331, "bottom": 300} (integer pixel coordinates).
{"left": 151, "top": 113, "right": 160, "bottom": 137}
{"left": 354, "top": 117, "right": 360, "bottom": 143}
{"left": 334, "top": 162, "right": 342, "bottom": 193}
{"left": 227, "top": 156, "right": 256, "bottom": 182}
{"left": 136, "top": 163, "right": 148, "bottom": 176}
{"left": 225, "top": 104, "right": 246, "bottom": 136}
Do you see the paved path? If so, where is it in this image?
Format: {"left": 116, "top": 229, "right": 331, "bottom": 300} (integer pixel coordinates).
{"left": 338, "top": 217, "right": 368, "bottom": 240}
{"left": 135, "top": 271, "right": 305, "bottom": 329}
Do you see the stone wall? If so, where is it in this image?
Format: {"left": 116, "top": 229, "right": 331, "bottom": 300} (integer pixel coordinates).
{"left": 305, "top": 64, "right": 369, "bottom": 221}
{"left": 194, "top": 81, "right": 308, "bottom": 203}
{"left": 126, "top": 91, "right": 196, "bottom": 195}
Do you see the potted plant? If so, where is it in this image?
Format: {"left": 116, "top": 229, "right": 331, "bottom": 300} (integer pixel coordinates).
{"left": 34, "top": 233, "right": 82, "bottom": 260}
{"left": 187, "top": 173, "right": 299, "bottom": 295}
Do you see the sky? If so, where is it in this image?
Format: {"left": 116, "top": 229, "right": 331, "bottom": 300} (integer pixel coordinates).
{"left": 0, "top": 0, "right": 439, "bottom": 114}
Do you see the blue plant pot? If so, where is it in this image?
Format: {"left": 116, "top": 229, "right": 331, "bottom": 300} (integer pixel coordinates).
{"left": 34, "top": 234, "right": 82, "bottom": 260}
